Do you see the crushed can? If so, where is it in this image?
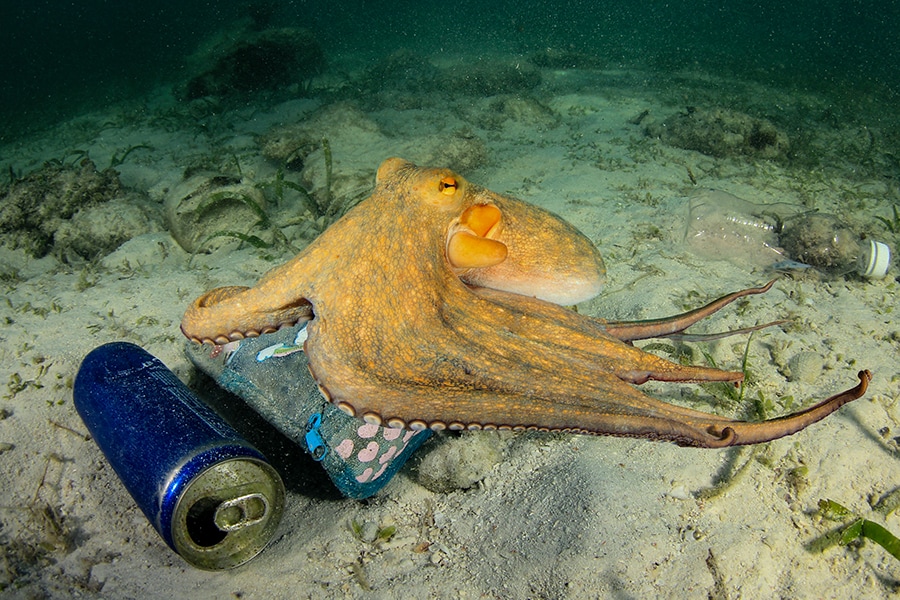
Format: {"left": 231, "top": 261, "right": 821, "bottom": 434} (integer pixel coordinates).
{"left": 73, "top": 341, "right": 285, "bottom": 570}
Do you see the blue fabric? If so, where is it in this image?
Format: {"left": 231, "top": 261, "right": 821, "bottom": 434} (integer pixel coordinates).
{"left": 185, "top": 323, "right": 431, "bottom": 499}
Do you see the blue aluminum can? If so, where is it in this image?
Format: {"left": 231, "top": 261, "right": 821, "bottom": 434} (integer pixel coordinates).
{"left": 73, "top": 342, "right": 285, "bottom": 570}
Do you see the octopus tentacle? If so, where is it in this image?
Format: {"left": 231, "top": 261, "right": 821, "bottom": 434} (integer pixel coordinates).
{"left": 181, "top": 285, "right": 314, "bottom": 345}
{"left": 311, "top": 356, "right": 871, "bottom": 448}
{"left": 306, "top": 271, "right": 869, "bottom": 448}
{"left": 602, "top": 280, "right": 777, "bottom": 341}
{"left": 699, "top": 370, "right": 871, "bottom": 447}
{"left": 663, "top": 320, "right": 789, "bottom": 343}
{"left": 312, "top": 334, "right": 870, "bottom": 448}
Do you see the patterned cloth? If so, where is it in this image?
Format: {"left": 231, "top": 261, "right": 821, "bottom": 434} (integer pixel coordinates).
{"left": 184, "top": 323, "right": 432, "bottom": 499}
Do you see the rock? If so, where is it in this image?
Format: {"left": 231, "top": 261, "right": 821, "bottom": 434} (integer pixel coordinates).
{"left": 414, "top": 132, "right": 489, "bottom": 173}
{"left": 787, "top": 351, "right": 824, "bottom": 384}
{"left": 462, "top": 96, "right": 560, "bottom": 131}
{"left": 54, "top": 197, "right": 161, "bottom": 262}
{"left": 259, "top": 103, "right": 382, "bottom": 167}
{"left": 0, "top": 159, "right": 125, "bottom": 258}
{"left": 493, "top": 96, "right": 560, "bottom": 128}
{"left": 164, "top": 174, "right": 268, "bottom": 254}
{"left": 259, "top": 103, "right": 385, "bottom": 221}
{"left": 100, "top": 232, "right": 187, "bottom": 272}
{"left": 181, "top": 27, "right": 325, "bottom": 101}
{"left": 414, "top": 432, "right": 503, "bottom": 493}
{"left": 644, "top": 107, "right": 789, "bottom": 159}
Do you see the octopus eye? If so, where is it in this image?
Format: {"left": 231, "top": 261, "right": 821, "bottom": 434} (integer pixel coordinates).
{"left": 438, "top": 176, "right": 458, "bottom": 195}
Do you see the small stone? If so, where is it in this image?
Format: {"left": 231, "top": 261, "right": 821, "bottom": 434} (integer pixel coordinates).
{"left": 667, "top": 484, "right": 691, "bottom": 500}
{"left": 358, "top": 521, "right": 379, "bottom": 544}
{"left": 787, "top": 352, "right": 824, "bottom": 384}
{"left": 414, "top": 432, "right": 503, "bottom": 493}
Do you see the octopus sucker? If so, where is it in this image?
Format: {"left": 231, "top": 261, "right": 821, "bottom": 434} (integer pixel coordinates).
{"left": 336, "top": 402, "right": 355, "bottom": 417}
{"left": 182, "top": 158, "right": 871, "bottom": 450}
{"left": 362, "top": 412, "right": 382, "bottom": 425}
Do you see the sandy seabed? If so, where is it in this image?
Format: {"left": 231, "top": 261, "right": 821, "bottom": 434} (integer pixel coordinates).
{"left": 1, "top": 56, "right": 899, "bottom": 599}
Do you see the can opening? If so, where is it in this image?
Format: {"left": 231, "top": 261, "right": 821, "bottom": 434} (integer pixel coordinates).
{"left": 172, "top": 457, "right": 285, "bottom": 569}
{"left": 185, "top": 493, "right": 271, "bottom": 547}
{"left": 186, "top": 497, "right": 229, "bottom": 547}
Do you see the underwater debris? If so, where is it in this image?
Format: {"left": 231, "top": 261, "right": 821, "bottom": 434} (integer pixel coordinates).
{"left": 414, "top": 432, "right": 504, "bottom": 493}
{"left": 644, "top": 107, "right": 789, "bottom": 160}
{"left": 0, "top": 158, "right": 159, "bottom": 262}
{"left": 166, "top": 141, "right": 363, "bottom": 257}
{"left": 471, "top": 96, "right": 561, "bottom": 131}
{"left": 780, "top": 212, "right": 888, "bottom": 277}
{"left": 165, "top": 174, "right": 270, "bottom": 254}
{"left": 181, "top": 27, "right": 325, "bottom": 101}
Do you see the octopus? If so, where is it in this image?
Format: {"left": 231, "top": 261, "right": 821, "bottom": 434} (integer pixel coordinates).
{"left": 182, "top": 158, "right": 871, "bottom": 448}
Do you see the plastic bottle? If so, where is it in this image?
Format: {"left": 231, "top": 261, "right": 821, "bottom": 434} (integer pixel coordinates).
{"left": 684, "top": 189, "right": 892, "bottom": 279}
{"left": 684, "top": 189, "right": 794, "bottom": 269}
{"left": 780, "top": 212, "right": 891, "bottom": 279}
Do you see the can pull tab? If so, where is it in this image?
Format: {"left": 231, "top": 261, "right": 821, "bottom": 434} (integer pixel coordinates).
{"left": 213, "top": 493, "right": 270, "bottom": 532}
{"left": 305, "top": 413, "right": 328, "bottom": 461}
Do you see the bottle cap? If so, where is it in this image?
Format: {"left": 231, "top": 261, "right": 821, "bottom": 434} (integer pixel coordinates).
{"left": 861, "top": 240, "right": 891, "bottom": 279}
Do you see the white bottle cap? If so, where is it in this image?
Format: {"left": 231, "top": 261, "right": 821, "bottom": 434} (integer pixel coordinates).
{"left": 861, "top": 239, "right": 891, "bottom": 279}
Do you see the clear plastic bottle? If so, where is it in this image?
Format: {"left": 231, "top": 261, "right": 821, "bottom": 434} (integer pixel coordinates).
{"left": 684, "top": 189, "right": 892, "bottom": 279}
{"left": 684, "top": 189, "right": 798, "bottom": 269}
{"left": 780, "top": 212, "right": 891, "bottom": 278}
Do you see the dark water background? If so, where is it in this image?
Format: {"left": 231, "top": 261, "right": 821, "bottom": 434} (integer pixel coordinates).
{"left": 2, "top": 1, "right": 898, "bottom": 138}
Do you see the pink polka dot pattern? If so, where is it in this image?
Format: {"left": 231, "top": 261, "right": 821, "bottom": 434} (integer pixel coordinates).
{"left": 335, "top": 438, "right": 354, "bottom": 459}
{"left": 357, "top": 441, "right": 379, "bottom": 462}
{"left": 357, "top": 423, "right": 379, "bottom": 438}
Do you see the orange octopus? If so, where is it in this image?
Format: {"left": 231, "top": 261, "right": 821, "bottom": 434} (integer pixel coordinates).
{"left": 181, "top": 158, "right": 871, "bottom": 447}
